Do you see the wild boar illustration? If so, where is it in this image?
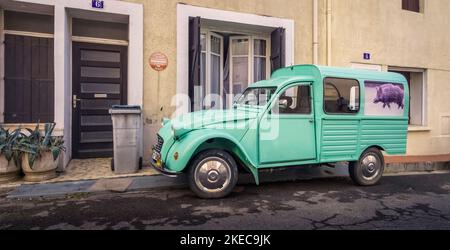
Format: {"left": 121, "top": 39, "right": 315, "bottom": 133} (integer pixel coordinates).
{"left": 373, "top": 84, "right": 404, "bottom": 109}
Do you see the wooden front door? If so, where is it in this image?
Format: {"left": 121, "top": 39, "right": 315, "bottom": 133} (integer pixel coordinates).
{"left": 72, "top": 42, "right": 127, "bottom": 158}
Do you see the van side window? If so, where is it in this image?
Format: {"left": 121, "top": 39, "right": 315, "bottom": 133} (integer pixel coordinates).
{"left": 273, "top": 85, "right": 311, "bottom": 114}
{"left": 323, "top": 78, "right": 360, "bottom": 114}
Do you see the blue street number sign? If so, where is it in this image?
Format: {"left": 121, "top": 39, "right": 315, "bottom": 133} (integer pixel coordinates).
{"left": 92, "top": 0, "right": 104, "bottom": 9}
{"left": 363, "top": 53, "right": 371, "bottom": 60}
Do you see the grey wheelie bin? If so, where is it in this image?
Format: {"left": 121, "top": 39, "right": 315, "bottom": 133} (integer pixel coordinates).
{"left": 109, "top": 105, "right": 142, "bottom": 174}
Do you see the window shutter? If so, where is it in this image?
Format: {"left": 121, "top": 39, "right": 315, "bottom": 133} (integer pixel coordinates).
{"left": 31, "top": 37, "right": 54, "bottom": 123}
{"left": 403, "top": 0, "right": 420, "bottom": 12}
{"left": 270, "top": 27, "right": 286, "bottom": 73}
{"left": 410, "top": 0, "right": 420, "bottom": 12}
{"left": 4, "top": 34, "right": 32, "bottom": 123}
{"left": 188, "top": 16, "right": 201, "bottom": 111}
{"left": 402, "top": 0, "right": 409, "bottom": 10}
{"left": 4, "top": 34, "right": 54, "bottom": 123}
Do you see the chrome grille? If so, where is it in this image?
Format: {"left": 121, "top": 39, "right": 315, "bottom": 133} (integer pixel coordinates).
{"left": 154, "top": 134, "right": 164, "bottom": 153}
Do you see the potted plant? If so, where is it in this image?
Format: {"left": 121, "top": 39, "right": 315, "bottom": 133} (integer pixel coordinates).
{"left": 18, "top": 123, "right": 65, "bottom": 182}
{"left": 0, "top": 127, "right": 22, "bottom": 183}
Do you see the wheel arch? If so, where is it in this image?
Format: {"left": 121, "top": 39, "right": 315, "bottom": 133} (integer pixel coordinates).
{"left": 165, "top": 131, "right": 260, "bottom": 184}
{"left": 359, "top": 145, "right": 386, "bottom": 157}
{"left": 191, "top": 137, "right": 253, "bottom": 173}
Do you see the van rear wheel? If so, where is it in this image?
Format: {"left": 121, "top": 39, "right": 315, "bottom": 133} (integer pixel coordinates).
{"left": 188, "top": 149, "right": 238, "bottom": 199}
{"left": 349, "top": 148, "right": 384, "bottom": 186}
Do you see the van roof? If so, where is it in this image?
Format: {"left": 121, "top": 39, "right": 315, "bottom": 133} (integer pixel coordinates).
{"left": 250, "top": 64, "right": 407, "bottom": 88}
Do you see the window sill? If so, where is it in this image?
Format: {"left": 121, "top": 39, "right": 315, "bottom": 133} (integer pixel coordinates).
{"left": 402, "top": 10, "right": 423, "bottom": 14}
{"left": 408, "top": 125, "right": 431, "bottom": 132}
{"left": 1, "top": 123, "right": 46, "bottom": 128}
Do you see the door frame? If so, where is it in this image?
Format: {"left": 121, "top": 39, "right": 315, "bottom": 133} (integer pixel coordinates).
{"left": 71, "top": 42, "right": 128, "bottom": 159}
{"left": 258, "top": 82, "right": 317, "bottom": 165}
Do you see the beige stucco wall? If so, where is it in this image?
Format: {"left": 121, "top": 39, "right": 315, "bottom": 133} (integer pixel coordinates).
{"left": 125, "top": 0, "right": 316, "bottom": 160}
{"left": 328, "top": 0, "right": 450, "bottom": 155}
{"left": 124, "top": 0, "right": 450, "bottom": 159}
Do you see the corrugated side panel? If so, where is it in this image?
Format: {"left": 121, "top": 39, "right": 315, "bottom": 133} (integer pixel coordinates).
{"left": 321, "top": 119, "right": 360, "bottom": 162}
{"left": 360, "top": 119, "right": 408, "bottom": 155}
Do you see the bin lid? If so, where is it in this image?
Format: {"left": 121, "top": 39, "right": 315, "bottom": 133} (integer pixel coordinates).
{"left": 109, "top": 105, "right": 141, "bottom": 114}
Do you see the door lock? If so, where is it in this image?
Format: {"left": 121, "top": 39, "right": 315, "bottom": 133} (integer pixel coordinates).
{"left": 73, "top": 95, "right": 81, "bottom": 109}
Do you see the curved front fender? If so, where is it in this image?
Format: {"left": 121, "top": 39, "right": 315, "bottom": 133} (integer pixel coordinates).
{"left": 164, "top": 129, "right": 259, "bottom": 184}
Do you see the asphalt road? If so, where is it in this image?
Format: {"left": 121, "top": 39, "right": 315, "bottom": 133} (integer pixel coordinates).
{"left": 0, "top": 173, "right": 449, "bottom": 230}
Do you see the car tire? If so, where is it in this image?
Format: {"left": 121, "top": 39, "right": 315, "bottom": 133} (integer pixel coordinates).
{"left": 349, "top": 148, "right": 385, "bottom": 186}
{"left": 188, "top": 149, "right": 238, "bottom": 199}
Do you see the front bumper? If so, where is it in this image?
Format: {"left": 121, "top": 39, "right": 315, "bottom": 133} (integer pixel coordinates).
{"left": 150, "top": 149, "right": 180, "bottom": 177}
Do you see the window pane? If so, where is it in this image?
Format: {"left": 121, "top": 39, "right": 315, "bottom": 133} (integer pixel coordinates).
{"left": 232, "top": 39, "right": 249, "bottom": 56}
{"left": 81, "top": 83, "right": 120, "bottom": 94}
{"left": 81, "top": 67, "right": 120, "bottom": 78}
{"left": 72, "top": 18, "right": 128, "bottom": 41}
{"left": 4, "top": 11, "right": 54, "bottom": 34}
{"left": 211, "top": 36, "right": 221, "bottom": 54}
{"left": 254, "top": 57, "right": 266, "bottom": 82}
{"left": 232, "top": 57, "right": 248, "bottom": 95}
{"left": 237, "top": 87, "right": 276, "bottom": 106}
{"left": 324, "top": 78, "right": 360, "bottom": 114}
{"left": 364, "top": 81, "right": 405, "bottom": 117}
{"left": 200, "top": 52, "right": 206, "bottom": 88}
{"left": 81, "top": 50, "right": 120, "bottom": 62}
{"left": 211, "top": 54, "right": 220, "bottom": 95}
{"left": 81, "top": 115, "right": 112, "bottom": 126}
{"left": 200, "top": 33, "right": 206, "bottom": 52}
{"left": 80, "top": 131, "right": 113, "bottom": 143}
{"left": 80, "top": 99, "right": 120, "bottom": 110}
{"left": 254, "top": 39, "right": 266, "bottom": 56}
{"left": 273, "top": 85, "right": 311, "bottom": 114}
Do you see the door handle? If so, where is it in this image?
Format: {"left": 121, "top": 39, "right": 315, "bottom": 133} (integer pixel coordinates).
{"left": 309, "top": 119, "right": 315, "bottom": 123}
{"left": 73, "top": 95, "right": 81, "bottom": 109}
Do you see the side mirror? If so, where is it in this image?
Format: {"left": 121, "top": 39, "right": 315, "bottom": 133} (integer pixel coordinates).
{"left": 278, "top": 99, "right": 288, "bottom": 109}
{"left": 349, "top": 87, "right": 358, "bottom": 111}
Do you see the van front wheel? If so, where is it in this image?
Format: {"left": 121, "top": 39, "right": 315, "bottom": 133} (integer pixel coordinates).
{"left": 349, "top": 148, "right": 385, "bottom": 186}
{"left": 188, "top": 149, "right": 238, "bottom": 199}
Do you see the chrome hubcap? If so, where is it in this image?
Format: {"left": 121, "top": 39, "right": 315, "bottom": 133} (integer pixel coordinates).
{"left": 194, "top": 157, "right": 231, "bottom": 193}
{"left": 361, "top": 154, "right": 381, "bottom": 181}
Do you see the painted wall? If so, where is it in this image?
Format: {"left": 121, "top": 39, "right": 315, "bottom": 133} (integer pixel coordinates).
{"left": 3, "top": 0, "right": 448, "bottom": 162}
{"left": 124, "top": 0, "right": 450, "bottom": 159}
{"left": 124, "top": 0, "right": 315, "bottom": 161}
{"left": 326, "top": 0, "right": 450, "bottom": 155}
{"left": 0, "top": 0, "right": 143, "bottom": 168}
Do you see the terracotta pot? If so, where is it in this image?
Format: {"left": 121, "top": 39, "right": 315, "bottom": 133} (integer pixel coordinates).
{"left": 21, "top": 151, "right": 58, "bottom": 182}
{"left": 0, "top": 154, "right": 21, "bottom": 183}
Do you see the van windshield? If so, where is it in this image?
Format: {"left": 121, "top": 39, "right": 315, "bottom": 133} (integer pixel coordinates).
{"left": 235, "top": 87, "right": 277, "bottom": 107}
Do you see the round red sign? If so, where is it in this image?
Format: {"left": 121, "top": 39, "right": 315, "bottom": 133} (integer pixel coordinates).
{"left": 149, "top": 52, "right": 168, "bottom": 71}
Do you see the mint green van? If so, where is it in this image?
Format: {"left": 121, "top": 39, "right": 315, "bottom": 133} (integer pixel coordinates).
{"left": 151, "top": 65, "right": 409, "bottom": 198}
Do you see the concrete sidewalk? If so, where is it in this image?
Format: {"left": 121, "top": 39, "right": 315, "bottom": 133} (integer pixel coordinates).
{"left": 6, "top": 175, "right": 188, "bottom": 199}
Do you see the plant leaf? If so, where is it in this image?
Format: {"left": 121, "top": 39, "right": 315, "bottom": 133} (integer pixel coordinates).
{"left": 51, "top": 147, "right": 60, "bottom": 161}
